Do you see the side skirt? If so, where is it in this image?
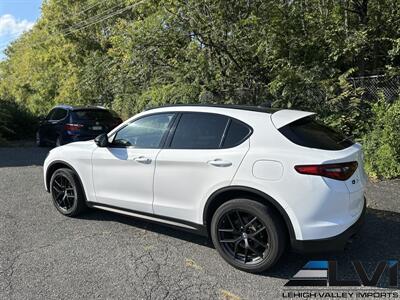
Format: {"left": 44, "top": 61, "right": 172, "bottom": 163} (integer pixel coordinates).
{"left": 87, "top": 202, "right": 208, "bottom": 237}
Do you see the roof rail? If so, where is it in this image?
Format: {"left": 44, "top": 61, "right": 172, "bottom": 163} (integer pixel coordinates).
{"left": 146, "top": 103, "right": 280, "bottom": 113}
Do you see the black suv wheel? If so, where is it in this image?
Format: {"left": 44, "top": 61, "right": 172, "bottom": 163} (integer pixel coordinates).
{"left": 36, "top": 131, "right": 45, "bottom": 147}
{"left": 210, "top": 199, "right": 286, "bottom": 273}
{"left": 50, "top": 168, "right": 87, "bottom": 217}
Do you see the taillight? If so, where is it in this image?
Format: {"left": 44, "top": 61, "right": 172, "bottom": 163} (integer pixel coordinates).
{"left": 294, "top": 161, "right": 358, "bottom": 181}
{"left": 64, "top": 123, "right": 84, "bottom": 131}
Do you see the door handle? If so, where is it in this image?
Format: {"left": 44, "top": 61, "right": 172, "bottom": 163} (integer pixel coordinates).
{"left": 133, "top": 156, "right": 152, "bottom": 164}
{"left": 207, "top": 159, "right": 232, "bottom": 167}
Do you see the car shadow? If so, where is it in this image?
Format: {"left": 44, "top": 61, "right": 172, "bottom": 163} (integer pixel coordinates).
{"left": 79, "top": 208, "right": 212, "bottom": 247}
{"left": 79, "top": 207, "right": 400, "bottom": 286}
{"left": 0, "top": 147, "right": 50, "bottom": 167}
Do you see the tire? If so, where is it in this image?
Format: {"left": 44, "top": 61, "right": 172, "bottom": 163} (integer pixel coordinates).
{"left": 49, "top": 168, "right": 87, "bottom": 217}
{"left": 36, "top": 131, "right": 45, "bottom": 147}
{"left": 210, "top": 199, "right": 286, "bottom": 273}
{"left": 55, "top": 135, "right": 62, "bottom": 147}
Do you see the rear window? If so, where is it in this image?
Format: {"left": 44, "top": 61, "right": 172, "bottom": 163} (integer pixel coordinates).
{"left": 72, "top": 109, "right": 113, "bottom": 121}
{"left": 278, "top": 116, "right": 354, "bottom": 150}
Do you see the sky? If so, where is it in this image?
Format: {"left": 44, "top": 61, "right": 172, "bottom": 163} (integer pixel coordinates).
{"left": 0, "top": 0, "right": 42, "bottom": 59}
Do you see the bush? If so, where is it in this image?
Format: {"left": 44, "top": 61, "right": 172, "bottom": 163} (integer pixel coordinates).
{"left": 322, "top": 69, "right": 370, "bottom": 139}
{"left": 0, "top": 100, "right": 38, "bottom": 144}
{"left": 362, "top": 98, "right": 400, "bottom": 179}
{"left": 0, "top": 105, "right": 13, "bottom": 144}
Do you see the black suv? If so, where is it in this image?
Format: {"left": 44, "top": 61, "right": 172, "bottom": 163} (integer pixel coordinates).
{"left": 36, "top": 105, "right": 122, "bottom": 146}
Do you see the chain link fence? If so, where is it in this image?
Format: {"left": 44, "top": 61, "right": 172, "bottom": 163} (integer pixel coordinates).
{"left": 349, "top": 75, "right": 400, "bottom": 102}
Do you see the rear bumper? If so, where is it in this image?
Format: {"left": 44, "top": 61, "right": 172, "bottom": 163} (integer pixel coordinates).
{"left": 291, "top": 197, "right": 366, "bottom": 253}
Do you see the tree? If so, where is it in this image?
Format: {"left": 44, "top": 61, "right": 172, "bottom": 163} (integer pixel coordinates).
{"left": 0, "top": 0, "right": 399, "bottom": 117}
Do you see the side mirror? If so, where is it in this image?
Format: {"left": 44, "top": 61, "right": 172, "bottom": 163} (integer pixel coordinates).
{"left": 95, "top": 133, "right": 109, "bottom": 147}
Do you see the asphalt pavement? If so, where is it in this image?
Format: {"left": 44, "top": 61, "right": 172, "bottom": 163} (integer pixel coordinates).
{"left": 0, "top": 146, "right": 399, "bottom": 299}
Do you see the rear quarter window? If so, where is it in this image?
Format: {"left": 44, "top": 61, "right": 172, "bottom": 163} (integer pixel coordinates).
{"left": 51, "top": 108, "right": 68, "bottom": 120}
{"left": 222, "top": 119, "right": 252, "bottom": 148}
{"left": 278, "top": 116, "right": 354, "bottom": 150}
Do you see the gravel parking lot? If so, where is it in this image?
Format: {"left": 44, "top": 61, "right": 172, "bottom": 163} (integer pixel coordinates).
{"left": 0, "top": 147, "right": 399, "bottom": 299}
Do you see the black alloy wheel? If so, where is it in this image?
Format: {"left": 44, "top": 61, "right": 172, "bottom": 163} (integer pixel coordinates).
{"left": 218, "top": 210, "right": 269, "bottom": 264}
{"left": 36, "top": 131, "right": 45, "bottom": 147}
{"left": 211, "top": 199, "right": 286, "bottom": 273}
{"left": 55, "top": 136, "right": 62, "bottom": 147}
{"left": 50, "top": 168, "right": 86, "bottom": 216}
{"left": 52, "top": 173, "right": 76, "bottom": 213}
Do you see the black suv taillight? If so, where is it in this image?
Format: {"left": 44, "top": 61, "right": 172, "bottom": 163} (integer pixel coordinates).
{"left": 294, "top": 161, "right": 358, "bottom": 181}
{"left": 64, "top": 123, "right": 84, "bottom": 131}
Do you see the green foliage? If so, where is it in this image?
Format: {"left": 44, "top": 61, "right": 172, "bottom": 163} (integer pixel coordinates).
{"left": 1, "top": 0, "right": 400, "bottom": 116}
{"left": 0, "top": 0, "right": 400, "bottom": 178}
{"left": 0, "top": 100, "right": 38, "bottom": 144}
{"left": 323, "top": 69, "right": 367, "bottom": 138}
{"left": 362, "top": 98, "right": 400, "bottom": 179}
{"left": 0, "top": 104, "right": 13, "bottom": 144}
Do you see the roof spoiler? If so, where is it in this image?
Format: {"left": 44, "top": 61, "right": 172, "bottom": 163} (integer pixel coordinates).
{"left": 270, "top": 109, "right": 316, "bottom": 129}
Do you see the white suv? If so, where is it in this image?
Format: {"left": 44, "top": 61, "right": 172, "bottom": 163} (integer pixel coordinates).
{"left": 43, "top": 105, "right": 367, "bottom": 273}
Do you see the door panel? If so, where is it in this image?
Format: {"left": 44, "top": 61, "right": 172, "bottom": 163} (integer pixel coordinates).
{"left": 91, "top": 113, "right": 175, "bottom": 213}
{"left": 92, "top": 147, "right": 160, "bottom": 213}
{"left": 153, "top": 112, "right": 251, "bottom": 223}
{"left": 48, "top": 120, "right": 63, "bottom": 143}
{"left": 40, "top": 109, "right": 56, "bottom": 143}
{"left": 48, "top": 108, "right": 68, "bottom": 143}
{"left": 153, "top": 142, "right": 249, "bottom": 223}
{"left": 39, "top": 121, "right": 52, "bottom": 143}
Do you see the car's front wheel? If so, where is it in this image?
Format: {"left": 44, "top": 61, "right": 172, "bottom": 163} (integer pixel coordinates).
{"left": 211, "top": 199, "right": 286, "bottom": 273}
{"left": 50, "top": 168, "right": 87, "bottom": 217}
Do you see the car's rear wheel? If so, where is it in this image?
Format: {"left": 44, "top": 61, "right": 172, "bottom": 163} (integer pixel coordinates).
{"left": 211, "top": 199, "right": 286, "bottom": 273}
{"left": 50, "top": 168, "right": 86, "bottom": 217}
{"left": 36, "top": 131, "right": 45, "bottom": 147}
{"left": 55, "top": 135, "right": 62, "bottom": 147}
